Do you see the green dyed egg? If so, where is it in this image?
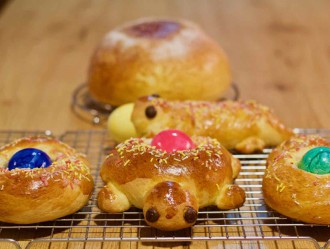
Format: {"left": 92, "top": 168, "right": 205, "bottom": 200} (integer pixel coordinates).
{"left": 298, "top": 146, "right": 330, "bottom": 175}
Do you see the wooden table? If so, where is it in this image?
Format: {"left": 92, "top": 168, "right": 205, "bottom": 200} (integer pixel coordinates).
{"left": 0, "top": 0, "right": 329, "bottom": 249}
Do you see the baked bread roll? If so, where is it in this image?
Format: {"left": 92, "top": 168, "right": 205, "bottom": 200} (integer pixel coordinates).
{"left": 98, "top": 135, "right": 245, "bottom": 231}
{"left": 0, "top": 136, "right": 94, "bottom": 224}
{"left": 88, "top": 17, "right": 231, "bottom": 106}
{"left": 263, "top": 135, "right": 330, "bottom": 224}
{"left": 130, "top": 96, "right": 293, "bottom": 153}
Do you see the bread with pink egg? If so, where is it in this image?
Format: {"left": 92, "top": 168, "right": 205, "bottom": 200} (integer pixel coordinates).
{"left": 97, "top": 130, "right": 245, "bottom": 231}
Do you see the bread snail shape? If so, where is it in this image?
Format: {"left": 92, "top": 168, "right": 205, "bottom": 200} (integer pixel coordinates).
{"left": 127, "top": 96, "right": 293, "bottom": 153}
{"left": 88, "top": 17, "right": 231, "bottom": 106}
{"left": 0, "top": 136, "right": 94, "bottom": 224}
{"left": 263, "top": 135, "right": 330, "bottom": 224}
{"left": 98, "top": 130, "right": 245, "bottom": 231}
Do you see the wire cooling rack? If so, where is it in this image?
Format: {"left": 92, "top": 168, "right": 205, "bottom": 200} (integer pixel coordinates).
{"left": 0, "top": 129, "right": 329, "bottom": 249}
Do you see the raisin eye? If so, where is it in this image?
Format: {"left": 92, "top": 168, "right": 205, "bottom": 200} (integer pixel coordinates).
{"left": 184, "top": 206, "right": 197, "bottom": 223}
{"left": 146, "top": 207, "right": 160, "bottom": 222}
{"left": 145, "top": 105, "right": 157, "bottom": 119}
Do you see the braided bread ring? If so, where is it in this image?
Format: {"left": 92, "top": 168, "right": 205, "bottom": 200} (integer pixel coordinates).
{"left": 263, "top": 135, "right": 330, "bottom": 224}
{"left": 0, "top": 136, "right": 94, "bottom": 224}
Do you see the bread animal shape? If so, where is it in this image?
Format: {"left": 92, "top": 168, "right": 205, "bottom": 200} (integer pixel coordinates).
{"left": 130, "top": 96, "right": 293, "bottom": 153}
{"left": 0, "top": 136, "right": 94, "bottom": 224}
{"left": 98, "top": 130, "right": 245, "bottom": 231}
{"left": 263, "top": 135, "right": 330, "bottom": 224}
{"left": 88, "top": 17, "right": 231, "bottom": 106}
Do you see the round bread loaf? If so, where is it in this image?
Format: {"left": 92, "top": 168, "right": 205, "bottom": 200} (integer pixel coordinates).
{"left": 88, "top": 17, "right": 231, "bottom": 106}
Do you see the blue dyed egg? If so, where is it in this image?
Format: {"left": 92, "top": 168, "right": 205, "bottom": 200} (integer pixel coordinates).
{"left": 8, "top": 148, "right": 52, "bottom": 170}
{"left": 298, "top": 147, "right": 330, "bottom": 175}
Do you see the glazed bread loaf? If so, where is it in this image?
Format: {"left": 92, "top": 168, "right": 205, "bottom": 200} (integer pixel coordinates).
{"left": 0, "top": 136, "right": 94, "bottom": 224}
{"left": 88, "top": 17, "right": 231, "bottom": 106}
{"left": 98, "top": 136, "right": 245, "bottom": 231}
{"left": 263, "top": 135, "right": 330, "bottom": 224}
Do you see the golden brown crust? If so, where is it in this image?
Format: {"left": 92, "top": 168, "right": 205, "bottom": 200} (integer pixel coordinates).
{"left": 262, "top": 135, "right": 330, "bottom": 224}
{"left": 131, "top": 97, "right": 293, "bottom": 153}
{"left": 98, "top": 136, "right": 245, "bottom": 231}
{"left": 88, "top": 17, "right": 231, "bottom": 106}
{"left": 0, "top": 136, "right": 94, "bottom": 224}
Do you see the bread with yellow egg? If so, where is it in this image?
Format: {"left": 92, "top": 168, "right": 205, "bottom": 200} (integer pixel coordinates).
{"left": 129, "top": 96, "right": 293, "bottom": 153}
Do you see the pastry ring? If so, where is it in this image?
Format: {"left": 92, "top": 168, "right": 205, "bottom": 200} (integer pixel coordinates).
{"left": 0, "top": 136, "right": 94, "bottom": 224}
{"left": 263, "top": 135, "right": 330, "bottom": 224}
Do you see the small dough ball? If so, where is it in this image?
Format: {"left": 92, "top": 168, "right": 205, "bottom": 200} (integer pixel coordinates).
{"left": 107, "top": 103, "right": 137, "bottom": 142}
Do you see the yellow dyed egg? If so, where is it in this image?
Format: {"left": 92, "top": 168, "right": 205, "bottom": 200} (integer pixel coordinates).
{"left": 107, "top": 103, "right": 137, "bottom": 142}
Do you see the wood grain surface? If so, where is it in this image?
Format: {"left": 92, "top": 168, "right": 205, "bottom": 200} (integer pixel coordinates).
{"left": 0, "top": 0, "right": 330, "bottom": 249}
{"left": 1, "top": 0, "right": 330, "bottom": 135}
